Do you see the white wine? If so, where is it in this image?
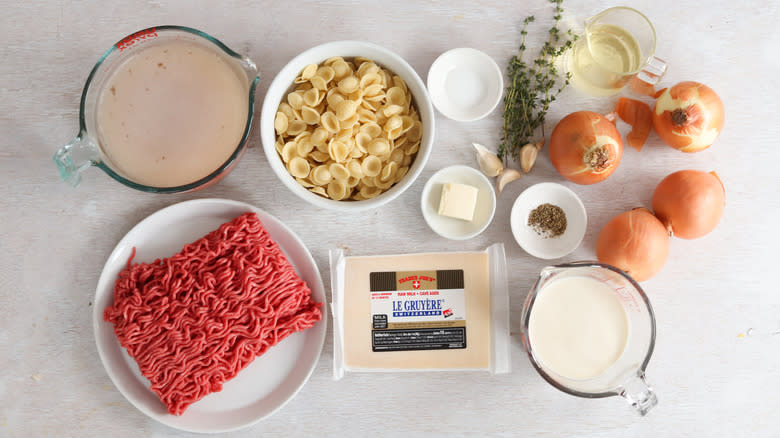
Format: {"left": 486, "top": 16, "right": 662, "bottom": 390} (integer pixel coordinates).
{"left": 568, "top": 24, "right": 643, "bottom": 96}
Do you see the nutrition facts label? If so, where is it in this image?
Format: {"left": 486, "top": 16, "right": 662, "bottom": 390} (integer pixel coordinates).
{"left": 372, "top": 327, "right": 467, "bottom": 351}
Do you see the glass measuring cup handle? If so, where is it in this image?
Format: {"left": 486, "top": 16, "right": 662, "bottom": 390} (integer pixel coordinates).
{"left": 53, "top": 135, "right": 101, "bottom": 187}
{"left": 636, "top": 56, "right": 668, "bottom": 86}
{"left": 618, "top": 371, "right": 658, "bottom": 416}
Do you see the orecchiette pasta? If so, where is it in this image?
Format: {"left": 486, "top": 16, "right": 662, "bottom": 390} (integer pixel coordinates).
{"left": 288, "top": 157, "right": 310, "bottom": 179}
{"left": 301, "top": 106, "right": 320, "bottom": 125}
{"left": 316, "top": 66, "right": 335, "bottom": 83}
{"left": 335, "top": 100, "right": 358, "bottom": 121}
{"left": 329, "top": 162, "right": 350, "bottom": 181}
{"left": 311, "top": 127, "right": 329, "bottom": 145}
{"left": 275, "top": 57, "right": 423, "bottom": 201}
{"left": 287, "top": 92, "right": 303, "bottom": 110}
{"left": 310, "top": 75, "right": 327, "bottom": 91}
{"left": 274, "top": 112, "right": 288, "bottom": 134}
{"left": 303, "top": 88, "right": 321, "bottom": 107}
{"left": 331, "top": 60, "right": 351, "bottom": 80}
{"left": 287, "top": 120, "right": 307, "bottom": 136}
{"left": 295, "top": 138, "right": 314, "bottom": 156}
{"left": 320, "top": 111, "right": 340, "bottom": 133}
{"left": 328, "top": 140, "right": 350, "bottom": 163}
{"left": 299, "top": 64, "right": 317, "bottom": 81}
{"left": 311, "top": 164, "right": 332, "bottom": 186}
{"left": 362, "top": 155, "right": 382, "bottom": 177}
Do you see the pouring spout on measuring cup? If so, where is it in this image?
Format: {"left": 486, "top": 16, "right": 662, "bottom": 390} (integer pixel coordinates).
{"left": 538, "top": 265, "right": 565, "bottom": 280}
{"left": 53, "top": 135, "right": 101, "bottom": 187}
{"left": 537, "top": 261, "right": 599, "bottom": 280}
{"left": 239, "top": 56, "right": 260, "bottom": 85}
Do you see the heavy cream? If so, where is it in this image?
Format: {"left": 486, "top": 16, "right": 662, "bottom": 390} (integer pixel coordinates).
{"left": 96, "top": 40, "right": 248, "bottom": 187}
{"left": 528, "top": 275, "right": 628, "bottom": 380}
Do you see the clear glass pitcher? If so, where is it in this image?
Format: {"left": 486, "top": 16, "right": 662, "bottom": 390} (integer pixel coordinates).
{"left": 567, "top": 7, "right": 667, "bottom": 96}
{"left": 520, "top": 262, "right": 658, "bottom": 416}
{"left": 53, "top": 26, "right": 260, "bottom": 193}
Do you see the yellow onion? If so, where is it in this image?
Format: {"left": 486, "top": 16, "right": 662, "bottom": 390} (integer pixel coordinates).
{"left": 652, "top": 170, "right": 725, "bottom": 239}
{"left": 653, "top": 81, "right": 725, "bottom": 153}
{"left": 549, "top": 111, "right": 623, "bottom": 185}
{"left": 596, "top": 208, "right": 669, "bottom": 282}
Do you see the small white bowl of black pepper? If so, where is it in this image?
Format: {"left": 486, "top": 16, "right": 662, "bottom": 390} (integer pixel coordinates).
{"left": 510, "top": 182, "right": 587, "bottom": 259}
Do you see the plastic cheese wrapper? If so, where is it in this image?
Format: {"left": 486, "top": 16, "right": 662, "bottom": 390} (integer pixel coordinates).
{"left": 329, "top": 243, "right": 510, "bottom": 379}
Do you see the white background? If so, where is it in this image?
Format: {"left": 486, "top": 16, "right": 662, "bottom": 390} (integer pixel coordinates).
{"left": 1, "top": 0, "right": 779, "bottom": 436}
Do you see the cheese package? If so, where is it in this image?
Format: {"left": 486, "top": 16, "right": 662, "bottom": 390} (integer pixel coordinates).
{"left": 330, "top": 243, "right": 510, "bottom": 379}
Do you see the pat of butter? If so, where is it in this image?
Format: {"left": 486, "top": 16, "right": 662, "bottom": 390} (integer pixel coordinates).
{"left": 438, "top": 182, "right": 479, "bottom": 221}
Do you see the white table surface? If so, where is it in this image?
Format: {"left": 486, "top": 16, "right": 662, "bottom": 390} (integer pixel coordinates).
{"left": 2, "top": 0, "right": 779, "bottom": 436}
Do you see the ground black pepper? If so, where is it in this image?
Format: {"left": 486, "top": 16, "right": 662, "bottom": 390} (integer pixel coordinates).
{"left": 528, "top": 203, "right": 567, "bottom": 238}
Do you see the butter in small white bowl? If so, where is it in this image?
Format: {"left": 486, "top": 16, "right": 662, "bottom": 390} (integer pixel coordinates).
{"left": 421, "top": 165, "right": 496, "bottom": 240}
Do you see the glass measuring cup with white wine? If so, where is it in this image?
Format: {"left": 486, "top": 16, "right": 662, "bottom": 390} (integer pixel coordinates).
{"left": 568, "top": 7, "right": 667, "bottom": 96}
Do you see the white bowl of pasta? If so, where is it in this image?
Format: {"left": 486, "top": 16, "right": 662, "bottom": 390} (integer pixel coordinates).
{"left": 261, "top": 41, "right": 435, "bottom": 211}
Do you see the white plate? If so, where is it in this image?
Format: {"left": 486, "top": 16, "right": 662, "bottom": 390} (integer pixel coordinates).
{"left": 93, "top": 198, "right": 327, "bottom": 433}
{"left": 510, "top": 183, "right": 587, "bottom": 259}
{"left": 427, "top": 48, "right": 503, "bottom": 122}
{"left": 421, "top": 165, "right": 496, "bottom": 240}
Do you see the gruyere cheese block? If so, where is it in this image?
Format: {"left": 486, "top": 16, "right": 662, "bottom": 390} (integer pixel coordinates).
{"left": 438, "top": 182, "right": 479, "bottom": 221}
{"left": 339, "top": 251, "right": 490, "bottom": 370}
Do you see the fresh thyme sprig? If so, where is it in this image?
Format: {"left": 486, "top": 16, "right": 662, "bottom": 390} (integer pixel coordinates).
{"left": 498, "top": 0, "right": 578, "bottom": 163}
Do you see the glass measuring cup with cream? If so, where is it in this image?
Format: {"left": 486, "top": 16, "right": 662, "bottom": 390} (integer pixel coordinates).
{"left": 54, "top": 26, "right": 259, "bottom": 193}
{"left": 520, "top": 262, "right": 658, "bottom": 415}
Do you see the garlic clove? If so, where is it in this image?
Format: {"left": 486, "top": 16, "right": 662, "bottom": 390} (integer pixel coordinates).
{"left": 473, "top": 142, "right": 503, "bottom": 177}
{"left": 496, "top": 168, "right": 522, "bottom": 196}
{"left": 519, "top": 139, "right": 544, "bottom": 174}
{"left": 520, "top": 144, "right": 537, "bottom": 173}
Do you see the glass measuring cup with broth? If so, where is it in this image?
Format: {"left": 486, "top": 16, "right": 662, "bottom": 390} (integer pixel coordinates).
{"left": 54, "top": 26, "right": 259, "bottom": 193}
{"left": 567, "top": 7, "right": 667, "bottom": 96}
{"left": 521, "top": 262, "right": 658, "bottom": 416}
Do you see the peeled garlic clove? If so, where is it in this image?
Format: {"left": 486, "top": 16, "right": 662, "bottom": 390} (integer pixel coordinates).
{"left": 473, "top": 142, "right": 503, "bottom": 177}
{"left": 496, "top": 168, "right": 522, "bottom": 196}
